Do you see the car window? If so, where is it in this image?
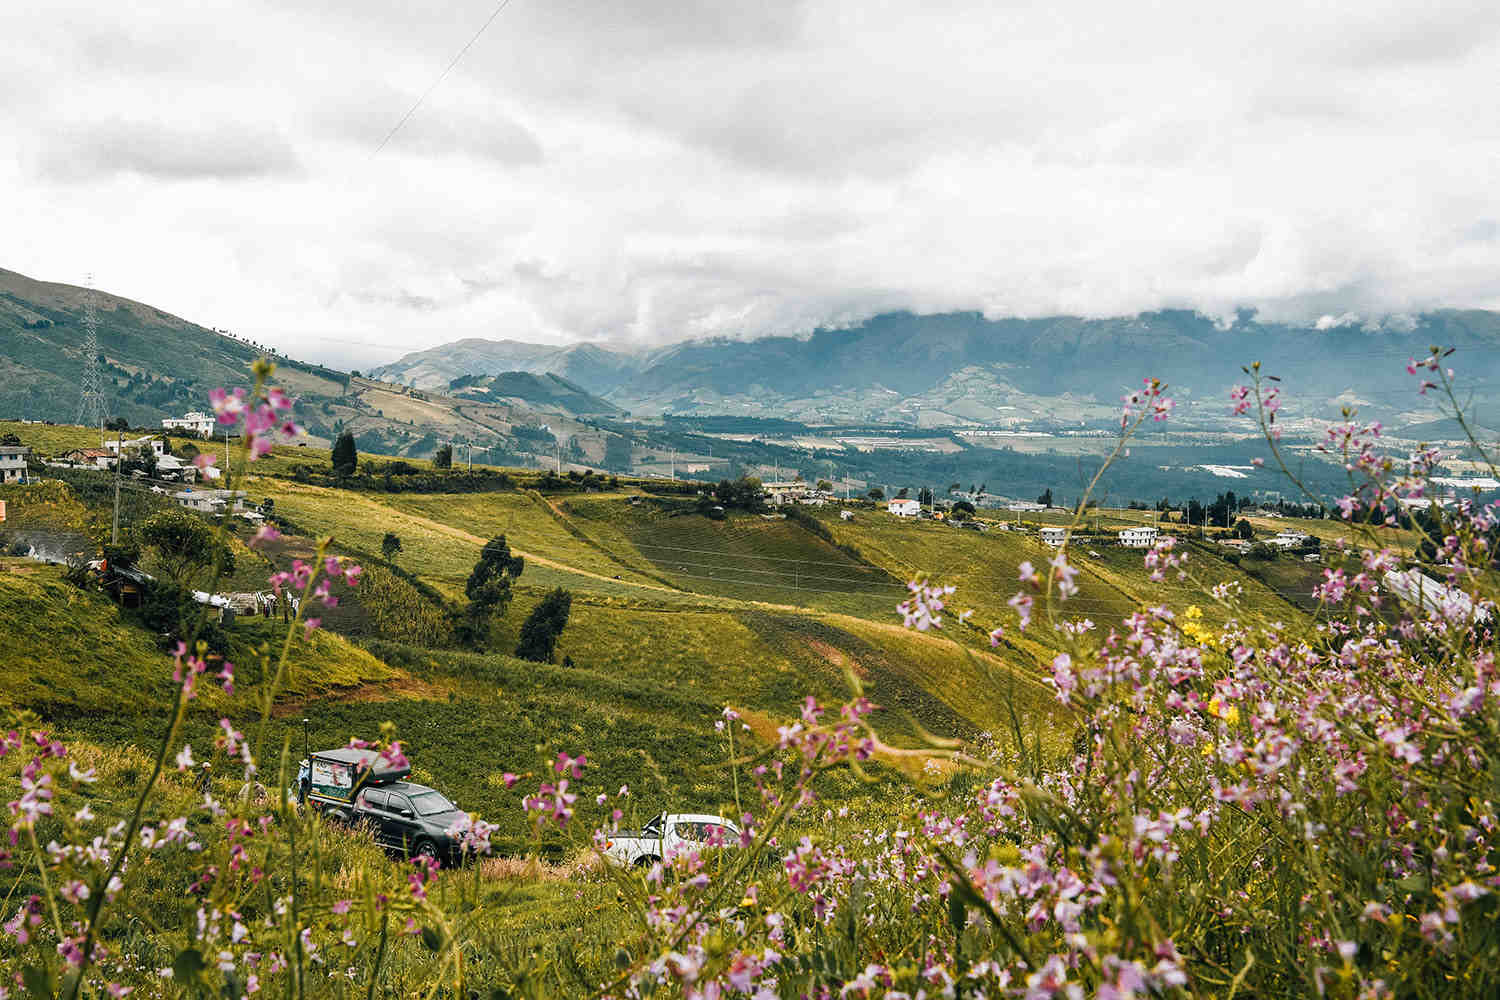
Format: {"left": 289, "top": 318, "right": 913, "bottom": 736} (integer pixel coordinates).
{"left": 674, "top": 822, "right": 708, "bottom": 842}
{"left": 703, "top": 824, "right": 729, "bottom": 847}
{"left": 359, "top": 789, "right": 387, "bottom": 811}
{"left": 386, "top": 793, "right": 411, "bottom": 815}
{"left": 409, "top": 791, "right": 455, "bottom": 816}
{"left": 643, "top": 813, "right": 664, "bottom": 836}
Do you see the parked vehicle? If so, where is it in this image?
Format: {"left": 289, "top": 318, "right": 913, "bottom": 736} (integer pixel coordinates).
{"left": 602, "top": 812, "right": 741, "bottom": 866}
{"left": 350, "top": 781, "right": 467, "bottom": 865}
{"left": 296, "top": 748, "right": 467, "bottom": 864}
{"left": 296, "top": 747, "right": 409, "bottom": 817}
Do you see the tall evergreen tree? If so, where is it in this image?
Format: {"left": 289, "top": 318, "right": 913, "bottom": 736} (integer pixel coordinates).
{"left": 515, "top": 588, "right": 573, "bottom": 663}
{"left": 331, "top": 431, "right": 357, "bottom": 476}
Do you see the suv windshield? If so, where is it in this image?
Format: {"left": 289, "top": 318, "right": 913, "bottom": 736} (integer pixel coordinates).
{"left": 408, "top": 791, "right": 455, "bottom": 816}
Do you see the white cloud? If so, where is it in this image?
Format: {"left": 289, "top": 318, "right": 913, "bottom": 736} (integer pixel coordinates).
{"left": 3, "top": 0, "right": 1500, "bottom": 367}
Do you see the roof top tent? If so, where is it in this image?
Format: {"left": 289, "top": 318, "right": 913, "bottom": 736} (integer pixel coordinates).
{"left": 299, "top": 747, "right": 411, "bottom": 813}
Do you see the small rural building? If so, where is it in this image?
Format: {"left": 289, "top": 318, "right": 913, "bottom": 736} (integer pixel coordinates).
{"left": 0, "top": 445, "right": 30, "bottom": 484}
{"left": 762, "top": 480, "right": 809, "bottom": 506}
{"left": 1040, "top": 526, "right": 1067, "bottom": 546}
{"left": 60, "top": 448, "right": 115, "bottom": 469}
{"left": 105, "top": 435, "right": 165, "bottom": 457}
{"left": 887, "top": 498, "right": 921, "bottom": 517}
{"left": 1118, "top": 525, "right": 1160, "bottom": 548}
{"left": 174, "top": 489, "right": 247, "bottom": 515}
{"left": 162, "top": 411, "right": 217, "bottom": 437}
{"left": 839, "top": 510, "right": 855, "bottom": 521}
{"left": 1268, "top": 531, "right": 1310, "bottom": 550}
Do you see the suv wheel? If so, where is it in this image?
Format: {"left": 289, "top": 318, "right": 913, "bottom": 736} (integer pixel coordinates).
{"left": 414, "top": 839, "right": 441, "bottom": 867}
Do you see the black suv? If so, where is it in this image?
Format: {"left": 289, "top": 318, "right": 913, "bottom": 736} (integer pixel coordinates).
{"left": 350, "top": 781, "right": 465, "bottom": 865}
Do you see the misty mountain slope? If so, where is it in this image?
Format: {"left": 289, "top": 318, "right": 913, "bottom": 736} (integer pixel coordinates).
{"left": 447, "top": 371, "right": 623, "bottom": 416}
{"left": 371, "top": 338, "right": 641, "bottom": 393}
{"left": 0, "top": 267, "right": 299, "bottom": 425}
{"left": 374, "top": 309, "right": 1500, "bottom": 425}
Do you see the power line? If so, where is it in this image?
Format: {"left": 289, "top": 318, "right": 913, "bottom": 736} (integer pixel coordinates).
{"left": 374, "top": 0, "right": 519, "bottom": 155}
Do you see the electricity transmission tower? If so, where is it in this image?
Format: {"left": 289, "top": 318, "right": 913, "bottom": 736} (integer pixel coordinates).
{"left": 75, "top": 277, "right": 109, "bottom": 433}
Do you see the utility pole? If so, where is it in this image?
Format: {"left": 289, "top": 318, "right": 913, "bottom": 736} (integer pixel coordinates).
{"left": 111, "top": 430, "right": 121, "bottom": 544}
{"left": 670, "top": 449, "right": 675, "bottom": 480}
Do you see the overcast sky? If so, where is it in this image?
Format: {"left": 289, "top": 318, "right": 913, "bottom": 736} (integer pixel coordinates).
{"left": 4, "top": 0, "right": 1500, "bottom": 367}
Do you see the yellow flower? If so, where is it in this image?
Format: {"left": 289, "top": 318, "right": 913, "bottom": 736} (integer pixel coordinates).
{"left": 1208, "top": 698, "right": 1240, "bottom": 725}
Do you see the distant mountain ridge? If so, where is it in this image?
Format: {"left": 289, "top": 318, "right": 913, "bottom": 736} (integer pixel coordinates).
{"left": 446, "top": 371, "right": 623, "bottom": 416}
{"left": 371, "top": 309, "right": 1500, "bottom": 426}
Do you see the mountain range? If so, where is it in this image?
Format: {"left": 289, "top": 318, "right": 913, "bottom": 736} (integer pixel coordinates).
{"left": 0, "top": 267, "right": 620, "bottom": 463}
{"left": 370, "top": 310, "right": 1500, "bottom": 430}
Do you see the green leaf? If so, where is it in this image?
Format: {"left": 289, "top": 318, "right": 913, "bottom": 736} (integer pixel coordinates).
{"left": 173, "top": 947, "right": 207, "bottom": 983}
{"left": 948, "top": 890, "right": 968, "bottom": 935}
{"left": 21, "top": 965, "right": 54, "bottom": 1000}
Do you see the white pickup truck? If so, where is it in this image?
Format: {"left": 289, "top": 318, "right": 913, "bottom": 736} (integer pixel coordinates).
{"left": 602, "top": 812, "right": 741, "bottom": 866}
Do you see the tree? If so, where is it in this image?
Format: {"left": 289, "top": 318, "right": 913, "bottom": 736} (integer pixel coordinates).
{"left": 457, "top": 535, "right": 525, "bottom": 647}
{"left": 867, "top": 488, "right": 885, "bottom": 502}
{"left": 896, "top": 487, "right": 909, "bottom": 499}
{"left": 139, "top": 509, "right": 235, "bottom": 587}
{"left": 1234, "top": 518, "right": 1255, "bottom": 540}
{"left": 331, "top": 432, "right": 357, "bottom": 476}
{"left": 515, "top": 588, "right": 573, "bottom": 662}
{"left": 433, "top": 444, "right": 453, "bottom": 470}
{"left": 816, "top": 479, "right": 832, "bottom": 493}
{"left": 951, "top": 500, "right": 976, "bottom": 520}
{"left": 918, "top": 487, "right": 934, "bottom": 506}
{"left": 381, "top": 532, "right": 403, "bottom": 563}
{"left": 948, "top": 482, "right": 962, "bottom": 494}
{"left": 105, "top": 416, "right": 129, "bottom": 432}
{"left": 1038, "top": 488, "right": 1053, "bottom": 507}
{"left": 711, "top": 476, "right": 764, "bottom": 511}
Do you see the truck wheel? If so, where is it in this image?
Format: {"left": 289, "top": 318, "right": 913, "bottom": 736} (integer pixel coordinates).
{"left": 414, "top": 839, "right": 441, "bottom": 867}
{"left": 634, "top": 854, "right": 660, "bottom": 868}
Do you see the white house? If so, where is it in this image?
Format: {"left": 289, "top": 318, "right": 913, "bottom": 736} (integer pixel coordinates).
{"left": 839, "top": 510, "right": 855, "bottom": 521}
{"left": 1040, "top": 526, "right": 1067, "bottom": 546}
{"left": 887, "top": 498, "right": 921, "bottom": 517}
{"left": 1118, "top": 525, "right": 1160, "bottom": 548}
{"left": 1007, "top": 501, "right": 1048, "bottom": 512}
{"left": 105, "top": 435, "right": 165, "bottom": 457}
{"left": 0, "top": 445, "right": 29, "bottom": 484}
{"left": 1267, "top": 531, "right": 1310, "bottom": 550}
{"left": 174, "top": 489, "right": 247, "bottom": 515}
{"left": 162, "top": 412, "right": 217, "bottom": 437}
{"left": 761, "top": 480, "right": 809, "bottom": 506}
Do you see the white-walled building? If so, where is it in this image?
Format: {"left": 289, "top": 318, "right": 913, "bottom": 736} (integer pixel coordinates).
{"left": 887, "top": 498, "right": 921, "bottom": 517}
{"left": 162, "top": 412, "right": 217, "bottom": 437}
{"left": 0, "top": 445, "right": 29, "bottom": 484}
{"left": 174, "top": 489, "right": 247, "bottom": 515}
{"left": 1040, "top": 526, "right": 1067, "bottom": 546}
{"left": 1118, "top": 525, "right": 1160, "bottom": 548}
{"left": 105, "top": 435, "right": 165, "bottom": 457}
